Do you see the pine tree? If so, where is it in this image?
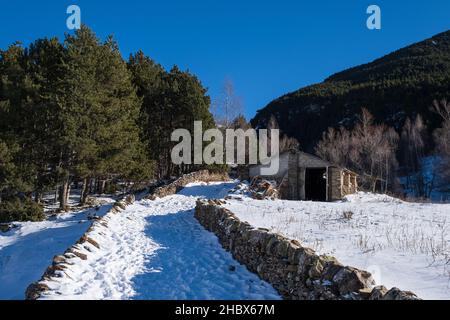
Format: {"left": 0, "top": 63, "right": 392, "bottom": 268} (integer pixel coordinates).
{"left": 128, "top": 51, "right": 165, "bottom": 178}
{"left": 129, "top": 55, "right": 215, "bottom": 178}
{"left": 1, "top": 25, "right": 217, "bottom": 218}
{"left": 24, "top": 38, "right": 69, "bottom": 203}
{"left": 62, "top": 26, "right": 152, "bottom": 207}
{"left": 0, "top": 43, "right": 37, "bottom": 200}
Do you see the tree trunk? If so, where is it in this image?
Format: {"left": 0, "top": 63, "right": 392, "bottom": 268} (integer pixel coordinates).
{"left": 35, "top": 191, "right": 42, "bottom": 204}
{"left": 80, "top": 178, "right": 89, "bottom": 205}
{"left": 99, "top": 180, "right": 106, "bottom": 194}
{"left": 59, "top": 180, "right": 69, "bottom": 211}
{"left": 95, "top": 179, "right": 102, "bottom": 194}
{"left": 89, "top": 178, "right": 95, "bottom": 194}
{"left": 66, "top": 184, "right": 71, "bottom": 204}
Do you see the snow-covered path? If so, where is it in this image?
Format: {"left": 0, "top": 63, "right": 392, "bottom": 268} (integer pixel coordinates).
{"left": 131, "top": 182, "right": 279, "bottom": 299}
{"left": 32, "top": 182, "right": 279, "bottom": 300}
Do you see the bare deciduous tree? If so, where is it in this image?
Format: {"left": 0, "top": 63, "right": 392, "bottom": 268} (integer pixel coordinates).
{"left": 266, "top": 115, "right": 299, "bottom": 153}
{"left": 315, "top": 127, "right": 351, "bottom": 168}
{"left": 400, "top": 115, "right": 433, "bottom": 198}
{"left": 433, "top": 99, "right": 450, "bottom": 188}
{"left": 212, "top": 78, "right": 244, "bottom": 128}
{"left": 316, "top": 108, "right": 399, "bottom": 193}
{"left": 433, "top": 99, "right": 450, "bottom": 121}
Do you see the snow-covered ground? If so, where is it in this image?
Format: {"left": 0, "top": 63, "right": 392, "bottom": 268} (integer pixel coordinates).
{"left": 131, "top": 182, "right": 279, "bottom": 300}
{"left": 7, "top": 178, "right": 446, "bottom": 300}
{"left": 224, "top": 189, "right": 450, "bottom": 300}
{"left": 0, "top": 200, "right": 115, "bottom": 299}
{"left": 400, "top": 156, "right": 450, "bottom": 202}
{"left": 5, "top": 182, "right": 279, "bottom": 300}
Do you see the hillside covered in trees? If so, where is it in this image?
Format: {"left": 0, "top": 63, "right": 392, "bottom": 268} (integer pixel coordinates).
{"left": 251, "top": 30, "right": 450, "bottom": 153}
{"left": 0, "top": 26, "right": 215, "bottom": 221}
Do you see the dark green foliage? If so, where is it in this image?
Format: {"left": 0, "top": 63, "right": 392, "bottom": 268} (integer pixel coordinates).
{"left": 128, "top": 54, "right": 214, "bottom": 178}
{"left": 0, "top": 141, "right": 17, "bottom": 198}
{"left": 251, "top": 30, "right": 450, "bottom": 153}
{"left": 0, "top": 197, "right": 44, "bottom": 223}
{"left": 204, "top": 163, "right": 229, "bottom": 174}
{"left": 0, "top": 25, "right": 216, "bottom": 219}
{"left": 63, "top": 27, "right": 153, "bottom": 183}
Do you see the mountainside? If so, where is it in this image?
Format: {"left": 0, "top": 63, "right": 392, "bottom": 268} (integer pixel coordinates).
{"left": 251, "top": 30, "right": 450, "bottom": 152}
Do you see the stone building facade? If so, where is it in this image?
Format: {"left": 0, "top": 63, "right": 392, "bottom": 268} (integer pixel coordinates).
{"left": 247, "top": 150, "right": 358, "bottom": 201}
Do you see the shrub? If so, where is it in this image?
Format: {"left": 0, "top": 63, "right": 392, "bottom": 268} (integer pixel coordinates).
{"left": 104, "top": 182, "right": 119, "bottom": 195}
{"left": 342, "top": 211, "right": 354, "bottom": 220}
{"left": 205, "top": 164, "right": 229, "bottom": 174}
{"left": 0, "top": 197, "right": 45, "bottom": 223}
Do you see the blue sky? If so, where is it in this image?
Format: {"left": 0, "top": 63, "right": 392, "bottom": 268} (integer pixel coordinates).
{"left": 1, "top": 1, "right": 449, "bottom": 119}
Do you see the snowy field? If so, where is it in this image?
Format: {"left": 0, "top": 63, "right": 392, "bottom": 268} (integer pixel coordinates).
{"left": 2, "top": 182, "right": 279, "bottom": 300}
{"left": 224, "top": 189, "right": 450, "bottom": 300}
{"left": 4, "top": 178, "right": 447, "bottom": 300}
{"left": 0, "top": 200, "right": 115, "bottom": 299}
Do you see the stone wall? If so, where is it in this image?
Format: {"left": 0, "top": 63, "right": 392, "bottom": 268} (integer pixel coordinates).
{"left": 25, "top": 194, "right": 136, "bottom": 300}
{"left": 146, "top": 170, "right": 229, "bottom": 200}
{"left": 25, "top": 170, "right": 228, "bottom": 300}
{"left": 195, "top": 199, "right": 420, "bottom": 300}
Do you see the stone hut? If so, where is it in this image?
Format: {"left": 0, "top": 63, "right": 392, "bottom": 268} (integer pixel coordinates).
{"left": 247, "top": 150, "right": 358, "bottom": 201}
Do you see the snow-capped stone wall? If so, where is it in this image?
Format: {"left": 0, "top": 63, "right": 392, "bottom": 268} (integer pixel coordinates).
{"left": 25, "top": 194, "right": 136, "bottom": 300}
{"left": 146, "top": 170, "right": 229, "bottom": 200}
{"left": 195, "top": 199, "right": 420, "bottom": 300}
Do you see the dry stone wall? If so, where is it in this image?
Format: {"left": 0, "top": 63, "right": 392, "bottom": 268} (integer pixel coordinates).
{"left": 25, "top": 194, "right": 136, "bottom": 300}
{"left": 146, "top": 170, "right": 229, "bottom": 200}
{"left": 195, "top": 199, "right": 420, "bottom": 300}
{"left": 25, "top": 170, "right": 228, "bottom": 299}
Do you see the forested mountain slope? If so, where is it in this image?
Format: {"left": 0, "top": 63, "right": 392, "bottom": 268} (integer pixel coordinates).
{"left": 251, "top": 30, "right": 450, "bottom": 152}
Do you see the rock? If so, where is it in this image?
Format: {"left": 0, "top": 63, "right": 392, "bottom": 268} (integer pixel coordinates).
{"left": 332, "top": 267, "right": 375, "bottom": 295}
{"left": 297, "top": 248, "right": 316, "bottom": 275}
{"left": 248, "top": 176, "right": 280, "bottom": 200}
{"left": 86, "top": 237, "right": 100, "bottom": 249}
{"left": 287, "top": 243, "right": 301, "bottom": 263}
{"left": 358, "top": 287, "right": 373, "bottom": 299}
{"left": 125, "top": 194, "right": 135, "bottom": 204}
{"left": 382, "top": 287, "right": 420, "bottom": 300}
{"left": 286, "top": 264, "right": 298, "bottom": 272}
{"left": 321, "top": 259, "right": 343, "bottom": 281}
{"left": 265, "top": 237, "right": 280, "bottom": 255}
{"left": 25, "top": 283, "right": 50, "bottom": 300}
{"left": 44, "top": 263, "right": 67, "bottom": 278}
{"left": 67, "top": 248, "right": 88, "bottom": 261}
{"left": 52, "top": 255, "right": 66, "bottom": 265}
{"left": 84, "top": 196, "right": 101, "bottom": 207}
{"left": 78, "top": 235, "right": 100, "bottom": 249}
{"left": 308, "top": 256, "right": 324, "bottom": 279}
{"left": 114, "top": 201, "right": 126, "bottom": 210}
{"left": 275, "top": 240, "right": 290, "bottom": 258}
{"left": 368, "top": 285, "right": 388, "bottom": 300}
{"left": 77, "top": 235, "right": 88, "bottom": 244}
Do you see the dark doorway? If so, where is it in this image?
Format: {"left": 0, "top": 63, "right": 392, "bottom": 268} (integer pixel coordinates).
{"left": 305, "top": 168, "right": 327, "bottom": 201}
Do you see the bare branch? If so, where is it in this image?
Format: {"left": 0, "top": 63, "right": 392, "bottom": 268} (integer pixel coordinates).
{"left": 432, "top": 99, "right": 450, "bottom": 121}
